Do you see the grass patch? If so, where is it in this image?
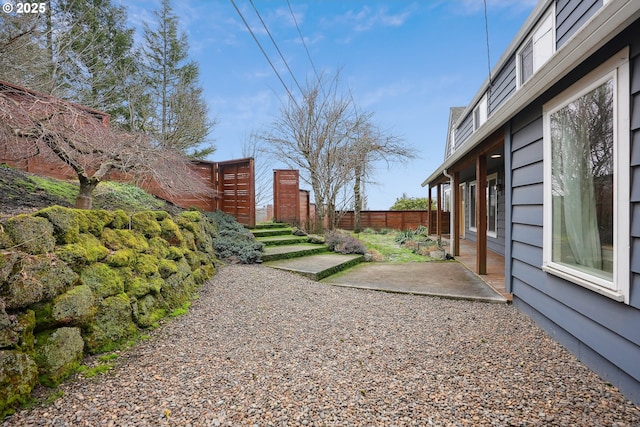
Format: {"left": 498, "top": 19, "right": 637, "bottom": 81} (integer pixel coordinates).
{"left": 169, "top": 302, "right": 190, "bottom": 317}
{"left": 77, "top": 363, "right": 114, "bottom": 378}
{"left": 30, "top": 175, "right": 78, "bottom": 204}
{"left": 354, "top": 230, "right": 427, "bottom": 262}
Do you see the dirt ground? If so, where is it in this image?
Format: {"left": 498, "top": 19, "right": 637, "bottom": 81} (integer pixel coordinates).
{"left": 0, "top": 166, "right": 73, "bottom": 220}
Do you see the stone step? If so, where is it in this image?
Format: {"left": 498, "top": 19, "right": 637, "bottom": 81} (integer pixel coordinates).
{"left": 252, "top": 222, "right": 289, "bottom": 230}
{"left": 264, "top": 253, "right": 364, "bottom": 281}
{"left": 261, "top": 244, "right": 329, "bottom": 262}
{"left": 251, "top": 228, "right": 294, "bottom": 238}
{"left": 257, "top": 235, "right": 309, "bottom": 246}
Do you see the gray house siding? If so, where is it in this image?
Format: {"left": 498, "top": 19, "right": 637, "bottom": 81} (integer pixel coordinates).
{"left": 456, "top": 113, "right": 474, "bottom": 147}
{"left": 507, "top": 22, "right": 640, "bottom": 403}
{"left": 488, "top": 55, "right": 517, "bottom": 116}
{"left": 556, "top": 0, "right": 601, "bottom": 48}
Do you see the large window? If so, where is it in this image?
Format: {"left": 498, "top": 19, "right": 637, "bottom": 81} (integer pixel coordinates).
{"left": 473, "top": 94, "right": 488, "bottom": 131}
{"left": 487, "top": 174, "right": 498, "bottom": 237}
{"left": 518, "top": 8, "right": 554, "bottom": 87}
{"left": 542, "top": 49, "right": 630, "bottom": 303}
{"left": 469, "top": 181, "right": 477, "bottom": 231}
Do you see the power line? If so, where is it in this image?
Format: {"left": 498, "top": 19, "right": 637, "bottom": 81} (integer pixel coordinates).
{"left": 483, "top": 0, "right": 493, "bottom": 86}
{"left": 229, "top": 0, "right": 299, "bottom": 107}
{"left": 249, "top": 0, "right": 303, "bottom": 95}
{"left": 287, "top": 0, "right": 319, "bottom": 83}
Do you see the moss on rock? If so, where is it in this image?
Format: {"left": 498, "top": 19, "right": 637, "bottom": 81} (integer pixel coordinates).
{"left": 0, "top": 230, "right": 14, "bottom": 250}
{"left": 159, "top": 218, "right": 183, "bottom": 246}
{"left": 101, "top": 228, "right": 149, "bottom": 252}
{"left": 84, "top": 293, "right": 137, "bottom": 354}
{"left": 134, "top": 254, "right": 159, "bottom": 277}
{"left": 109, "top": 209, "right": 131, "bottom": 229}
{"left": 125, "top": 276, "right": 162, "bottom": 299}
{"left": 34, "top": 327, "right": 84, "bottom": 387}
{"left": 147, "top": 237, "right": 170, "bottom": 259}
{"left": 2, "top": 254, "right": 78, "bottom": 310}
{"left": 0, "top": 307, "right": 35, "bottom": 352}
{"left": 4, "top": 215, "right": 55, "bottom": 255}
{"left": 106, "top": 248, "right": 137, "bottom": 268}
{"left": 0, "top": 350, "right": 38, "bottom": 418}
{"left": 75, "top": 210, "right": 114, "bottom": 237}
{"left": 52, "top": 285, "right": 95, "bottom": 327}
{"left": 131, "top": 211, "right": 162, "bottom": 238}
{"left": 35, "top": 206, "right": 80, "bottom": 245}
{"left": 131, "top": 294, "right": 166, "bottom": 328}
{"left": 80, "top": 263, "right": 124, "bottom": 299}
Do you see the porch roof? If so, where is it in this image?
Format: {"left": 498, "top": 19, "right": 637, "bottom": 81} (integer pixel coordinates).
{"left": 421, "top": 0, "right": 639, "bottom": 188}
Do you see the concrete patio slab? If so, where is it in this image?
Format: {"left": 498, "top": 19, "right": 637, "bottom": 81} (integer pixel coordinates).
{"left": 321, "top": 261, "right": 507, "bottom": 303}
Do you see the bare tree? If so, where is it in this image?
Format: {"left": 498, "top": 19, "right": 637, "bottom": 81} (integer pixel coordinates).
{"left": 0, "top": 83, "right": 211, "bottom": 209}
{"left": 242, "top": 133, "right": 272, "bottom": 209}
{"left": 260, "top": 71, "right": 366, "bottom": 231}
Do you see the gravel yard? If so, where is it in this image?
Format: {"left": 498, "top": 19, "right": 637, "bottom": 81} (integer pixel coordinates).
{"left": 4, "top": 264, "right": 639, "bottom": 426}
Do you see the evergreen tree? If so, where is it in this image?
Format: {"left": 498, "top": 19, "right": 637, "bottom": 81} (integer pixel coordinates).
{"left": 142, "top": 0, "right": 215, "bottom": 158}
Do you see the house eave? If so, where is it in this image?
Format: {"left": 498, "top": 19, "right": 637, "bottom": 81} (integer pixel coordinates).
{"left": 422, "top": 0, "right": 640, "bottom": 188}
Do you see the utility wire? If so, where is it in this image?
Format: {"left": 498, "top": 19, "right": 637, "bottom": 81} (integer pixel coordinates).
{"left": 249, "top": 0, "right": 303, "bottom": 95}
{"left": 483, "top": 0, "right": 493, "bottom": 86}
{"left": 287, "top": 0, "right": 320, "bottom": 83}
{"left": 229, "top": 0, "right": 299, "bottom": 107}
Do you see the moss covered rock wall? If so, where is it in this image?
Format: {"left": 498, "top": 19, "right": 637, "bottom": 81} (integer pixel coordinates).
{"left": 0, "top": 207, "right": 217, "bottom": 417}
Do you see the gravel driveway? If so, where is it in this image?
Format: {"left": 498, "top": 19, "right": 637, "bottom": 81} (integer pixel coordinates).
{"left": 4, "top": 264, "right": 639, "bottom": 426}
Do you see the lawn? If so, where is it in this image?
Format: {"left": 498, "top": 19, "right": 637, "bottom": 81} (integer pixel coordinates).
{"left": 352, "top": 230, "right": 431, "bottom": 262}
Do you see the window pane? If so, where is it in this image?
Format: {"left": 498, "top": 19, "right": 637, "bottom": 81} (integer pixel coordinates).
{"left": 521, "top": 39, "right": 533, "bottom": 84}
{"left": 550, "top": 79, "right": 614, "bottom": 281}
{"left": 488, "top": 178, "right": 497, "bottom": 233}
{"left": 469, "top": 183, "right": 477, "bottom": 228}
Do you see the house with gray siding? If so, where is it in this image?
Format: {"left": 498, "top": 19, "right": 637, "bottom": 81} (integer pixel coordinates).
{"left": 422, "top": 0, "right": 640, "bottom": 405}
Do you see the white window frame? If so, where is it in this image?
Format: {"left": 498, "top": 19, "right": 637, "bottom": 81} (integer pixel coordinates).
{"left": 487, "top": 173, "right": 498, "bottom": 238}
{"left": 473, "top": 94, "right": 488, "bottom": 131}
{"left": 517, "top": 6, "right": 555, "bottom": 88}
{"left": 542, "top": 48, "right": 630, "bottom": 303}
{"left": 469, "top": 181, "right": 477, "bottom": 232}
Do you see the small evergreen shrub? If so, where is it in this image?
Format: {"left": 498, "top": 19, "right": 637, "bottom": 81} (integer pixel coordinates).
{"left": 324, "top": 230, "right": 366, "bottom": 255}
{"left": 206, "top": 211, "right": 264, "bottom": 264}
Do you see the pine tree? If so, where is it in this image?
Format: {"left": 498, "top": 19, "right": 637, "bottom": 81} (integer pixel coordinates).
{"left": 142, "top": 0, "right": 215, "bottom": 158}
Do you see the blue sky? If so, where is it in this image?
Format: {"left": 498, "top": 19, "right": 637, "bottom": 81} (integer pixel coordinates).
{"left": 125, "top": 0, "right": 537, "bottom": 209}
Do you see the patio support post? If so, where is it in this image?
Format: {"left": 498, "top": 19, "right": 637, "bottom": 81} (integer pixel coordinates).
{"left": 428, "top": 184, "right": 433, "bottom": 233}
{"left": 436, "top": 183, "right": 442, "bottom": 239}
{"left": 452, "top": 172, "right": 461, "bottom": 256}
{"left": 476, "top": 155, "right": 487, "bottom": 275}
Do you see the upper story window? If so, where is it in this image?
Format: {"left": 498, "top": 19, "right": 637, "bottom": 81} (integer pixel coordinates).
{"left": 473, "top": 94, "right": 487, "bottom": 131}
{"left": 518, "top": 8, "right": 555, "bottom": 87}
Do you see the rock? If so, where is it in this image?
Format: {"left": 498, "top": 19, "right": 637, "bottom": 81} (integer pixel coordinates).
{"left": 0, "top": 350, "right": 38, "bottom": 418}
{"left": 35, "top": 206, "right": 80, "bottom": 245}
{"left": 34, "top": 285, "right": 96, "bottom": 330}
{"left": 3, "top": 215, "right": 55, "bottom": 255}
{"left": 80, "top": 263, "right": 124, "bottom": 299}
{"left": 84, "top": 293, "right": 137, "bottom": 354}
{"left": 34, "top": 327, "right": 84, "bottom": 387}
{"left": 0, "top": 308, "right": 35, "bottom": 351}
{"left": 131, "top": 294, "right": 166, "bottom": 328}
{"left": 2, "top": 253, "right": 78, "bottom": 310}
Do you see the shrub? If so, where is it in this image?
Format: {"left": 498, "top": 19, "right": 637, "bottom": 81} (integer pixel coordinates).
{"left": 324, "top": 230, "right": 366, "bottom": 255}
{"left": 206, "top": 211, "right": 264, "bottom": 264}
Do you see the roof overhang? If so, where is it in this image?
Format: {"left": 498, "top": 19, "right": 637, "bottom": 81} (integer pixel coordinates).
{"left": 422, "top": 0, "right": 640, "bottom": 187}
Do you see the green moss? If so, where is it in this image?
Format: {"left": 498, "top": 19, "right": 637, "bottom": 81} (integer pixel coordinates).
{"left": 0, "top": 230, "right": 14, "bottom": 250}
{"left": 158, "top": 259, "right": 178, "bottom": 279}
{"left": 134, "top": 254, "right": 159, "bottom": 277}
{"left": 75, "top": 210, "right": 114, "bottom": 237}
{"left": 35, "top": 206, "right": 80, "bottom": 245}
{"left": 3, "top": 254, "right": 78, "bottom": 310}
{"left": 193, "top": 264, "right": 215, "bottom": 285}
{"left": 166, "top": 246, "right": 185, "bottom": 261}
{"left": 109, "top": 210, "right": 131, "bottom": 229}
{"left": 80, "top": 263, "right": 124, "bottom": 299}
{"left": 0, "top": 309, "right": 35, "bottom": 352}
{"left": 34, "top": 327, "right": 84, "bottom": 387}
{"left": 4, "top": 215, "right": 55, "bottom": 255}
{"left": 147, "top": 237, "right": 170, "bottom": 259}
{"left": 105, "top": 248, "right": 137, "bottom": 267}
{"left": 84, "top": 293, "right": 137, "bottom": 354}
{"left": 159, "top": 218, "right": 183, "bottom": 246}
{"left": 0, "top": 350, "right": 38, "bottom": 418}
{"left": 55, "top": 244, "right": 88, "bottom": 268}
{"left": 131, "top": 294, "right": 167, "bottom": 328}
{"left": 50, "top": 285, "right": 95, "bottom": 327}
{"left": 125, "top": 276, "right": 162, "bottom": 299}
{"left": 101, "top": 228, "right": 149, "bottom": 252}
{"left": 131, "top": 211, "right": 162, "bottom": 238}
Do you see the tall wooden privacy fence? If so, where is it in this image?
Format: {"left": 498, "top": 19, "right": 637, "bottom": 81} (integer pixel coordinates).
{"left": 336, "top": 210, "right": 435, "bottom": 231}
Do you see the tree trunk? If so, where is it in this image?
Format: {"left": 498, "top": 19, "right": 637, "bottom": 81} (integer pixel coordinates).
{"left": 75, "top": 176, "right": 99, "bottom": 210}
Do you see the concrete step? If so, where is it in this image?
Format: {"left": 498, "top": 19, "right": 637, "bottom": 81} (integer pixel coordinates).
{"left": 264, "top": 253, "right": 364, "bottom": 281}
{"left": 257, "top": 235, "right": 309, "bottom": 246}
{"left": 262, "top": 244, "right": 329, "bottom": 262}
{"left": 251, "top": 227, "right": 294, "bottom": 238}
